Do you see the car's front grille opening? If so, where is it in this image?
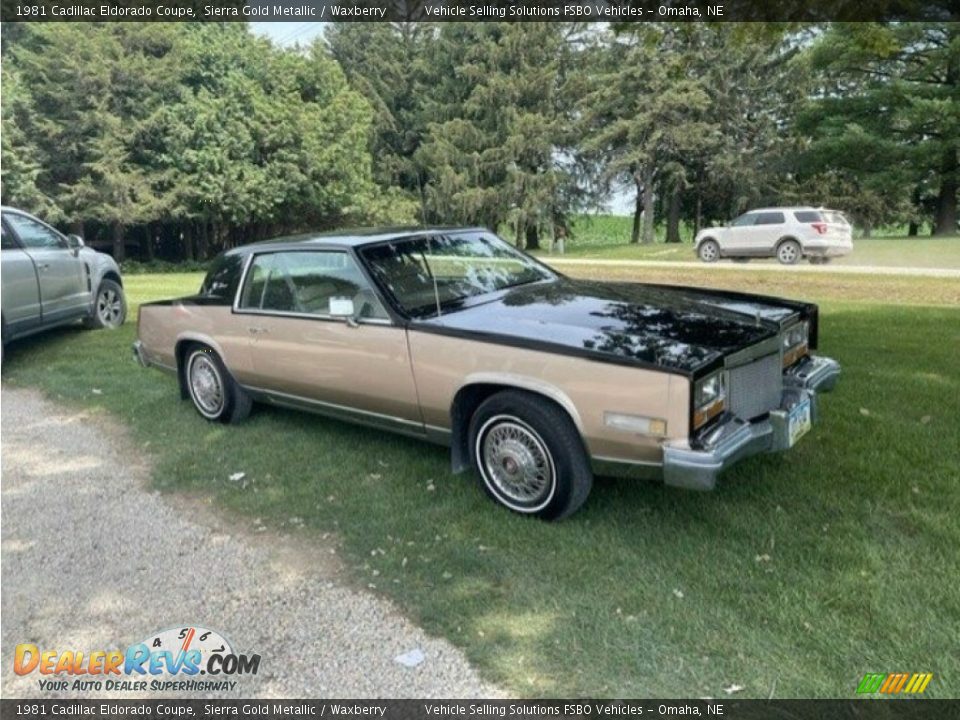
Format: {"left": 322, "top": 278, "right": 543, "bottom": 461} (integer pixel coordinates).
{"left": 727, "top": 352, "right": 782, "bottom": 420}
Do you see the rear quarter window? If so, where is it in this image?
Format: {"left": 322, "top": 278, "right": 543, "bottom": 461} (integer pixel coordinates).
{"left": 200, "top": 254, "right": 245, "bottom": 300}
{"left": 794, "top": 211, "right": 823, "bottom": 223}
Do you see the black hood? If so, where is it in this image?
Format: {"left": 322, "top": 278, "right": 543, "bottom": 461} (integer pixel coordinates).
{"left": 414, "top": 278, "right": 812, "bottom": 376}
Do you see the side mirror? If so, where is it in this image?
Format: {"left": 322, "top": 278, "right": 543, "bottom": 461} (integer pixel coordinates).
{"left": 67, "top": 234, "right": 85, "bottom": 250}
{"left": 329, "top": 296, "right": 357, "bottom": 325}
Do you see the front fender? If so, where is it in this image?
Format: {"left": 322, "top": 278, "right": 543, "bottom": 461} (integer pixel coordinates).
{"left": 81, "top": 248, "right": 123, "bottom": 293}
{"left": 460, "top": 371, "right": 584, "bottom": 433}
{"left": 447, "top": 372, "right": 587, "bottom": 475}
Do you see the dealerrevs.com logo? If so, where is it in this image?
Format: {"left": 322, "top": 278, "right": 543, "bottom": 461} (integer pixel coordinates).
{"left": 14, "top": 626, "right": 260, "bottom": 693}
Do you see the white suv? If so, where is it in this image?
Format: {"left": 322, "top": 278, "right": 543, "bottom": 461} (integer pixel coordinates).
{"left": 694, "top": 207, "right": 853, "bottom": 265}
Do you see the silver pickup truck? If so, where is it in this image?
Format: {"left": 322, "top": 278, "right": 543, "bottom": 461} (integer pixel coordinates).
{"left": 1, "top": 206, "right": 126, "bottom": 362}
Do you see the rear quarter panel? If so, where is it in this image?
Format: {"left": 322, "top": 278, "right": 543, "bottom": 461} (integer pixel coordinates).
{"left": 137, "top": 302, "right": 252, "bottom": 380}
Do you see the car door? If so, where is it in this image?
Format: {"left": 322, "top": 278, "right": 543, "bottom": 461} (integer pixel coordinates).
{"left": 235, "top": 249, "right": 424, "bottom": 432}
{"left": 1, "top": 219, "right": 43, "bottom": 336}
{"left": 3, "top": 211, "right": 89, "bottom": 323}
{"left": 749, "top": 211, "right": 787, "bottom": 255}
{"left": 722, "top": 212, "right": 760, "bottom": 253}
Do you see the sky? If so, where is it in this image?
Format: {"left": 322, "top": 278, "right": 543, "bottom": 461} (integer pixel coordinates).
{"left": 250, "top": 21, "right": 634, "bottom": 215}
{"left": 251, "top": 22, "right": 327, "bottom": 46}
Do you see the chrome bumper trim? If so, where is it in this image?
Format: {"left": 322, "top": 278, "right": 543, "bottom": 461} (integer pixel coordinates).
{"left": 131, "top": 341, "right": 176, "bottom": 375}
{"left": 784, "top": 354, "right": 841, "bottom": 393}
{"left": 662, "top": 388, "right": 818, "bottom": 492}
{"left": 132, "top": 340, "right": 149, "bottom": 368}
{"left": 592, "top": 455, "right": 663, "bottom": 481}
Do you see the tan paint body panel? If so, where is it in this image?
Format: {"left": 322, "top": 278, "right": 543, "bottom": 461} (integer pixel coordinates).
{"left": 138, "top": 305, "right": 249, "bottom": 376}
{"left": 240, "top": 313, "right": 421, "bottom": 423}
{"left": 408, "top": 331, "right": 689, "bottom": 464}
{"left": 138, "top": 304, "right": 691, "bottom": 467}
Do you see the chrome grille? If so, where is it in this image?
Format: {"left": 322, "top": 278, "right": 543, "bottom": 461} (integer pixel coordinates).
{"left": 727, "top": 353, "right": 782, "bottom": 420}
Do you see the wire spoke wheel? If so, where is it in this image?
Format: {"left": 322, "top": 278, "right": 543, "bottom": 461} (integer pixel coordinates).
{"left": 189, "top": 353, "right": 224, "bottom": 418}
{"left": 479, "top": 416, "right": 555, "bottom": 507}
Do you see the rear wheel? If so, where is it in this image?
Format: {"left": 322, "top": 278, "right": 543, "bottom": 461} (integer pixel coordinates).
{"left": 697, "top": 239, "right": 720, "bottom": 263}
{"left": 776, "top": 240, "right": 802, "bottom": 265}
{"left": 469, "top": 390, "right": 592, "bottom": 520}
{"left": 184, "top": 345, "right": 251, "bottom": 424}
{"left": 85, "top": 279, "right": 127, "bottom": 329}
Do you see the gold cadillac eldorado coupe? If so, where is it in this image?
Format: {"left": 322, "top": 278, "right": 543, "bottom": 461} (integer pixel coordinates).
{"left": 134, "top": 228, "right": 840, "bottom": 520}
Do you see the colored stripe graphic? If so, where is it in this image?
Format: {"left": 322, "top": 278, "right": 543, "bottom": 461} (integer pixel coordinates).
{"left": 914, "top": 673, "right": 933, "bottom": 693}
{"left": 858, "top": 672, "right": 933, "bottom": 694}
{"left": 857, "top": 673, "right": 886, "bottom": 694}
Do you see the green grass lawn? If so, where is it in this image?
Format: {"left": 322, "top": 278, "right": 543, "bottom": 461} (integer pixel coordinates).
{"left": 2, "top": 272, "right": 958, "bottom": 698}
{"left": 539, "top": 214, "right": 960, "bottom": 269}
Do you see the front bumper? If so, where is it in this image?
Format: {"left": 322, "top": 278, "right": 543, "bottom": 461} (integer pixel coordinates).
{"left": 662, "top": 354, "right": 839, "bottom": 492}
{"left": 784, "top": 354, "right": 841, "bottom": 393}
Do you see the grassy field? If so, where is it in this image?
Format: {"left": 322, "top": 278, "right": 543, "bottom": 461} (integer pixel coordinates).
{"left": 2, "top": 271, "right": 958, "bottom": 698}
{"left": 558, "top": 264, "right": 960, "bottom": 307}
{"left": 539, "top": 214, "right": 960, "bottom": 269}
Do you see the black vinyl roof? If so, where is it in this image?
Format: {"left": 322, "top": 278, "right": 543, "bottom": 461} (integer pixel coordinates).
{"left": 228, "top": 226, "right": 487, "bottom": 255}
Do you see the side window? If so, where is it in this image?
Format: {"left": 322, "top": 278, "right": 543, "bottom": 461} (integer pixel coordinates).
{"left": 239, "top": 254, "right": 294, "bottom": 311}
{"left": 754, "top": 212, "right": 785, "bottom": 225}
{"left": 4, "top": 213, "right": 67, "bottom": 249}
{"left": 731, "top": 214, "right": 757, "bottom": 227}
{"left": 794, "top": 211, "right": 822, "bottom": 223}
{"left": 239, "top": 251, "right": 389, "bottom": 320}
{"left": 1, "top": 222, "right": 18, "bottom": 250}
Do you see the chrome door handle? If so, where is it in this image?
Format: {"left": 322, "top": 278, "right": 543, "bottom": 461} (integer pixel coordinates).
{"left": 38, "top": 263, "right": 50, "bottom": 271}
{"left": 248, "top": 327, "right": 268, "bottom": 335}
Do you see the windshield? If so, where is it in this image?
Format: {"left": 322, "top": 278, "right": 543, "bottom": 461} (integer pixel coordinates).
{"left": 360, "top": 230, "right": 556, "bottom": 318}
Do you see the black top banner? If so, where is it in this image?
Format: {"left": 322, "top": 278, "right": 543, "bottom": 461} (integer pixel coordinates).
{"left": 0, "top": 700, "right": 958, "bottom": 720}
{"left": 0, "top": 0, "right": 957, "bottom": 22}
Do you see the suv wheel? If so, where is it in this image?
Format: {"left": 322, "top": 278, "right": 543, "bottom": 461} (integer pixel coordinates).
{"left": 85, "top": 279, "right": 127, "bottom": 329}
{"left": 776, "top": 239, "right": 802, "bottom": 265}
{"left": 697, "top": 239, "right": 720, "bottom": 263}
{"left": 469, "top": 390, "right": 593, "bottom": 520}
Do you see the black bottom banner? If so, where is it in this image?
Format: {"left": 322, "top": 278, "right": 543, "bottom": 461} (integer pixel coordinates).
{"left": 1, "top": 700, "right": 957, "bottom": 720}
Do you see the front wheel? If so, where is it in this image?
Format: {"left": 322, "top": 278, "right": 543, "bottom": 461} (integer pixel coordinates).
{"left": 184, "top": 345, "right": 252, "bottom": 424}
{"left": 85, "top": 279, "right": 127, "bottom": 329}
{"left": 697, "top": 239, "right": 720, "bottom": 263}
{"left": 468, "top": 390, "right": 593, "bottom": 520}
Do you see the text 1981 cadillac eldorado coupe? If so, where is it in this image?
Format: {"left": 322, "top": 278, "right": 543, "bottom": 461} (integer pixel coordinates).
{"left": 134, "top": 228, "right": 840, "bottom": 520}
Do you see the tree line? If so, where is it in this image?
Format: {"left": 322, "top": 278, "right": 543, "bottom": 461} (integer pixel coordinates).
{"left": 1, "top": 21, "right": 956, "bottom": 261}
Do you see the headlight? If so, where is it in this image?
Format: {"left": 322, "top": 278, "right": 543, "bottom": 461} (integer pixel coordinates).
{"left": 782, "top": 321, "right": 810, "bottom": 367}
{"left": 693, "top": 371, "right": 725, "bottom": 430}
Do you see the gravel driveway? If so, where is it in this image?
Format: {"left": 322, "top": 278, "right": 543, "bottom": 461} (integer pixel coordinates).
{"left": 1, "top": 386, "right": 501, "bottom": 699}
